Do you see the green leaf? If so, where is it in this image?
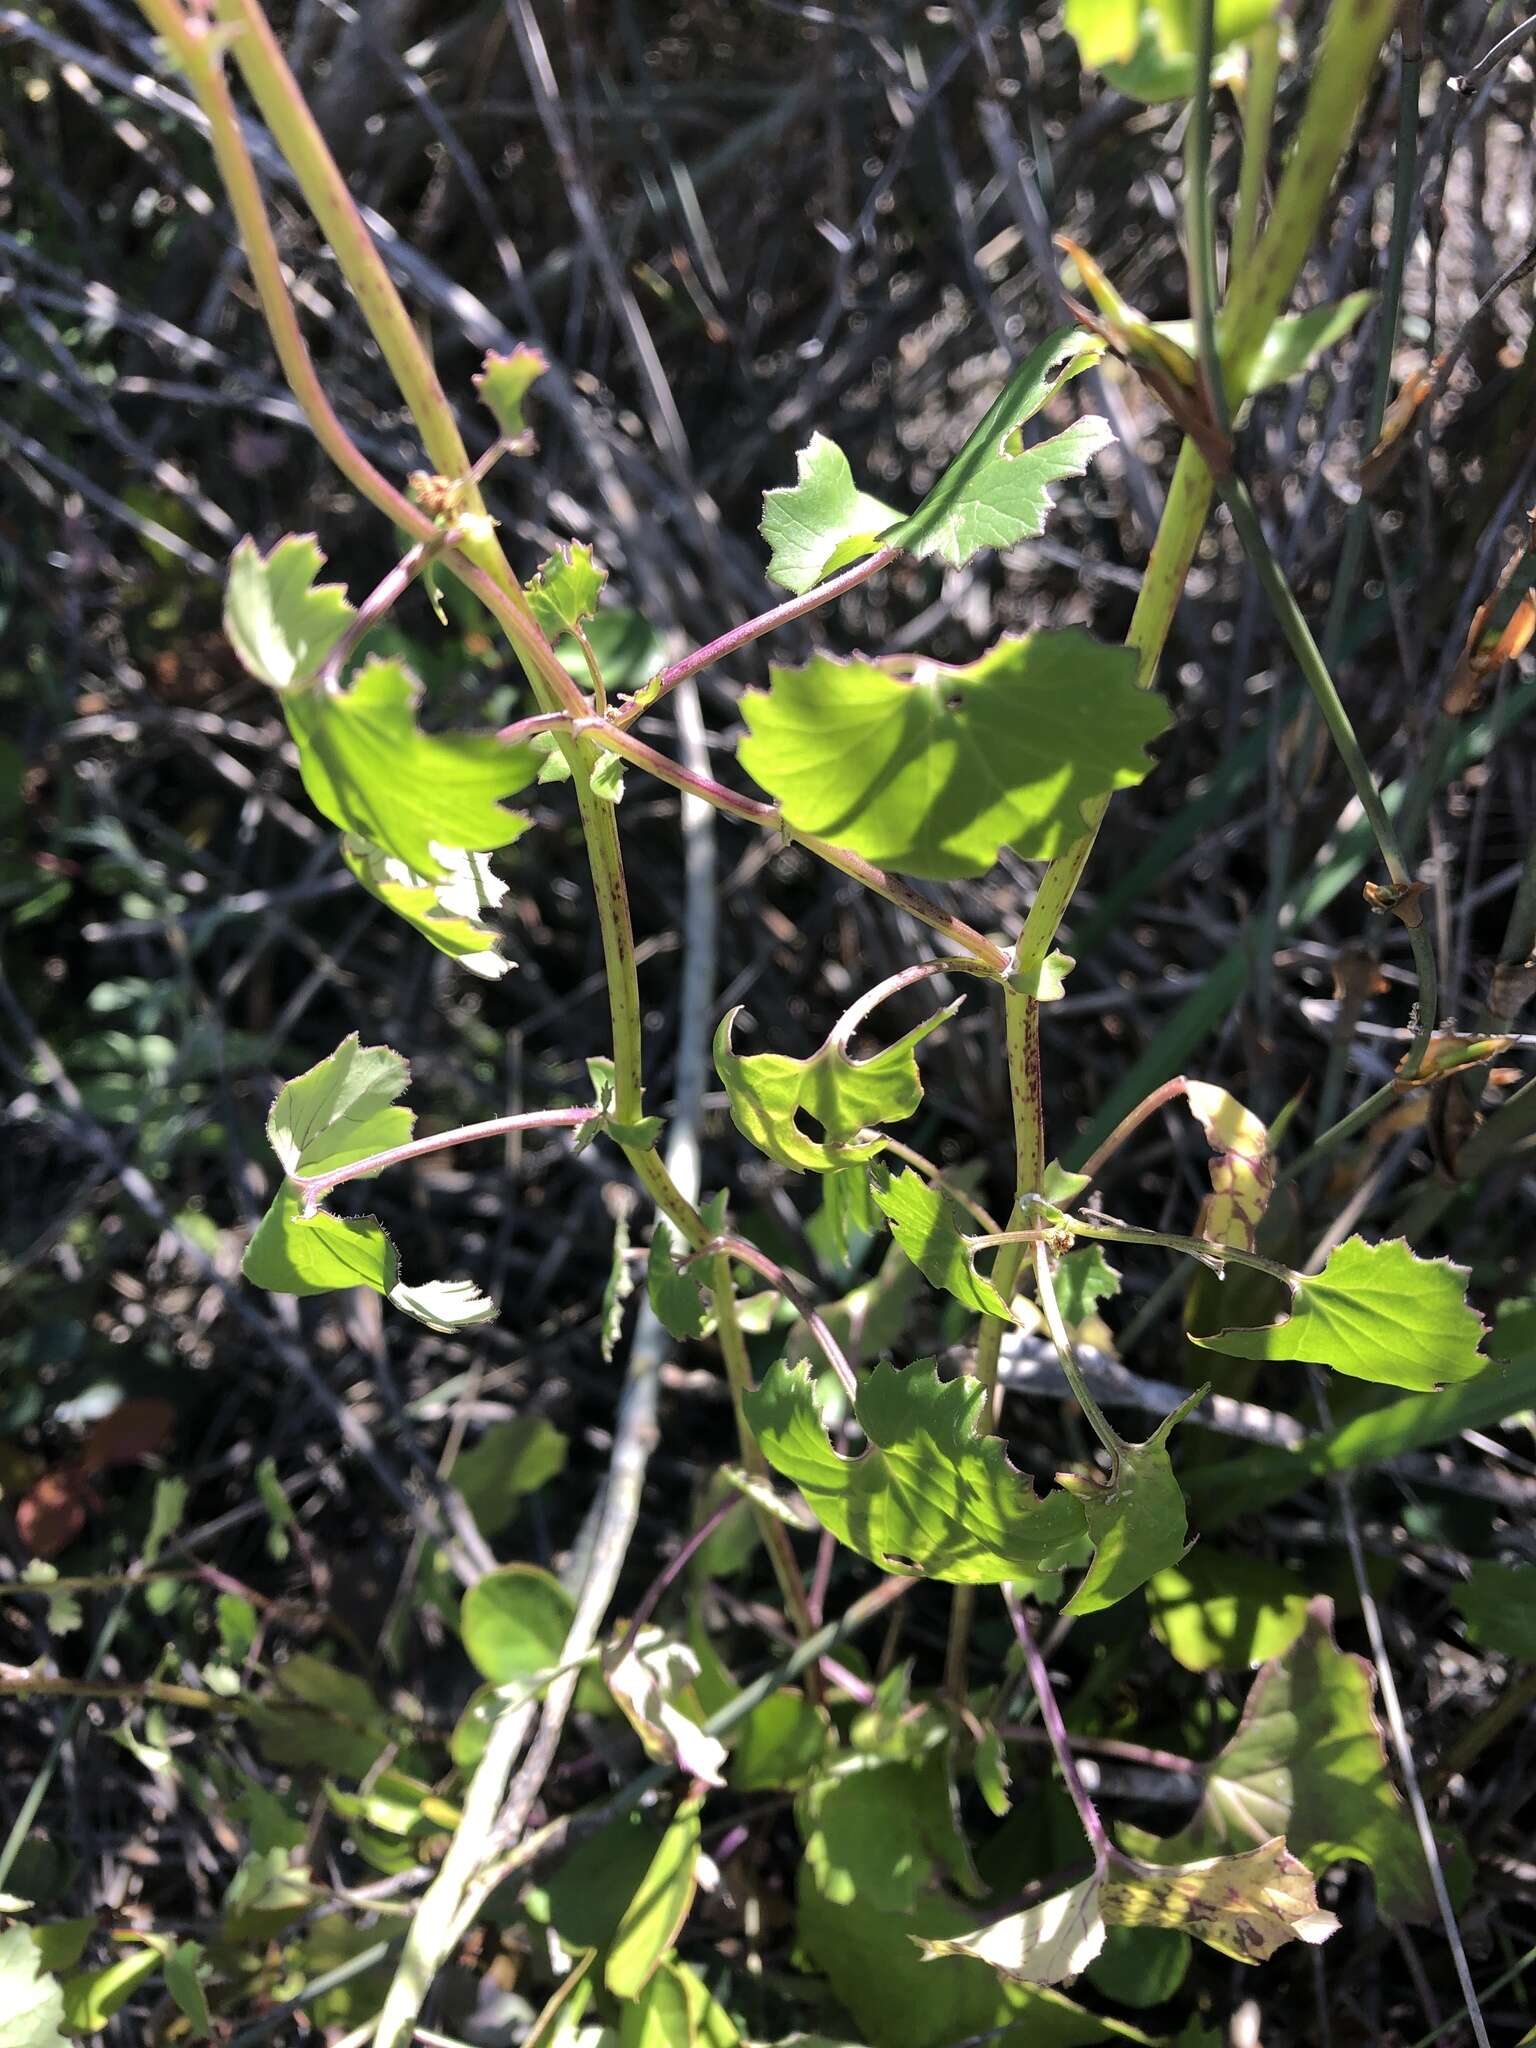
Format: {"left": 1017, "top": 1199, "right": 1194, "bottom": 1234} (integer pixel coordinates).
{"left": 266, "top": 1032, "right": 411, "bottom": 1177}
{"left": 1193, "top": 1237, "right": 1487, "bottom": 1390}
{"left": 162, "top": 1942, "right": 211, "bottom": 2039}
{"left": 1119, "top": 1598, "right": 1441, "bottom": 1922}
{"left": 648, "top": 1218, "right": 707, "bottom": 1341}
{"left": 243, "top": 1185, "right": 399, "bottom": 1298}
{"left": 1084, "top": 1925, "right": 1190, "bottom": 2009}
{"left": 1154, "top": 294, "right": 1374, "bottom": 397}
{"left": 738, "top": 632, "right": 1166, "bottom": 880}
{"left": 868, "top": 1164, "right": 1014, "bottom": 1322}
{"left": 247, "top": 1653, "right": 395, "bottom": 1776}
{"left": 714, "top": 998, "right": 957, "bottom": 1172}
{"left": 61, "top": 1946, "right": 162, "bottom": 2031}
{"left": 760, "top": 433, "right": 902, "bottom": 595}
{"left": 743, "top": 1358, "right": 1084, "bottom": 1582}
{"left": 605, "top": 1797, "right": 702, "bottom": 2001}
{"left": 1065, "top": 0, "right": 1278, "bottom": 100}
{"left": 460, "top": 1564, "right": 575, "bottom": 1692}
{"left": 527, "top": 541, "right": 606, "bottom": 637}
{"left": 340, "top": 835, "right": 516, "bottom": 980}
{"left": 566, "top": 609, "right": 666, "bottom": 696}
{"left": 619, "top": 1963, "right": 692, "bottom": 2048}
{"left": 284, "top": 656, "right": 538, "bottom": 882}
{"left": 0, "top": 1925, "right": 68, "bottom": 2048}
{"left": 1062, "top": 1389, "right": 1205, "bottom": 1616}
{"left": 1052, "top": 1244, "right": 1121, "bottom": 1325}
{"left": 1452, "top": 1561, "right": 1536, "bottom": 1661}
{"left": 728, "top": 1689, "right": 833, "bottom": 1791}
{"left": 1146, "top": 1549, "right": 1311, "bottom": 1672}
{"left": 1011, "top": 948, "right": 1076, "bottom": 1002}
{"left": 224, "top": 534, "right": 353, "bottom": 691}
{"left": 451, "top": 1417, "right": 568, "bottom": 1537}
{"left": 473, "top": 344, "right": 548, "bottom": 440}
{"left": 800, "top": 1743, "right": 978, "bottom": 1916}
{"left": 882, "top": 327, "right": 1111, "bottom": 568}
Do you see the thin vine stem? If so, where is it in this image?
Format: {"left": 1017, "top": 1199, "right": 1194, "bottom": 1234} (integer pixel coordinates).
{"left": 1002, "top": 1584, "right": 1109, "bottom": 1859}
{"left": 1033, "top": 1243, "right": 1126, "bottom": 1461}
{"left": 288, "top": 1108, "right": 592, "bottom": 1209}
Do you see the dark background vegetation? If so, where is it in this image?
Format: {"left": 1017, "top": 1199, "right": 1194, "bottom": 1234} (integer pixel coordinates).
{"left": 3, "top": 1, "right": 1536, "bottom": 2042}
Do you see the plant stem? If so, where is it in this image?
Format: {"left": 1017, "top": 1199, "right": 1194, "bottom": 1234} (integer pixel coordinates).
{"left": 1186, "top": 0, "right": 1232, "bottom": 442}
{"left": 1032, "top": 1244, "right": 1125, "bottom": 1461}
{"left": 711, "top": 1236, "right": 859, "bottom": 1400}
{"left": 1002, "top": 1585, "right": 1109, "bottom": 1859}
{"left": 616, "top": 544, "right": 901, "bottom": 726}
{"left": 290, "top": 1108, "right": 592, "bottom": 1209}
{"left": 1232, "top": 22, "right": 1280, "bottom": 277}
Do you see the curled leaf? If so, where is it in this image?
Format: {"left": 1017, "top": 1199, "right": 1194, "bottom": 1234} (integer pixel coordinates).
{"left": 341, "top": 835, "right": 517, "bottom": 979}
{"left": 473, "top": 344, "right": 548, "bottom": 443}
{"left": 1182, "top": 1080, "right": 1273, "bottom": 1253}
{"left": 603, "top": 1633, "right": 728, "bottom": 1787}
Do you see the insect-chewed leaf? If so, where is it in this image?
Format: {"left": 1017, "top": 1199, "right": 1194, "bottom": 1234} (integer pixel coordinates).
{"left": 1119, "top": 1597, "right": 1447, "bottom": 1923}
{"left": 760, "top": 432, "right": 902, "bottom": 595}
{"left": 868, "top": 1165, "right": 1015, "bottom": 1323}
{"left": 713, "top": 998, "right": 957, "bottom": 1173}
{"left": 267, "top": 1032, "right": 412, "bottom": 1177}
{"left": 738, "top": 632, "right": 1166, "bottom": 880}
{"left": 1061, "top": 1388, "right": 1206, "bottom": 1616}
{"left": 527, "top": 540, "right": 606, "bottom": 638}
{"left": 742, "top": 1358, "right": 1085, "bottom": 1582}
{"left": 1182, "top": 1080, "right": 1273, "bottom": 1253}
{"left": 283, "top": 656, "right": 538, "bottom": 882}
{"left": 472, "top": 344, "right": 548, "bottom": 440}
{"left": 1192, "top": 1236, "right": 1487, "bottom": 1390}
{"left": 225, "top": 533, "right": 354, "bottom": 691}
{"left": 341, "top": 835, "right": 516, "bottom": 979}
{"left": 244, "top": 1035, "right": 497, "bottom": 1333}
{"left": 883, "top": 328, "right": 1112, "bottom": 567}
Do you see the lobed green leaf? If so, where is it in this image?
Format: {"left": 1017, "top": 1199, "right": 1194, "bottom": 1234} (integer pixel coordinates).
{"left": 1062, "top": 1389, "right": 1206, "bottom": 1616}
{"left": 760, "top": 433, "right": 902, "bottom": 595}
{"left": 340, "top": 835, "right": 516, "bottom": 979}
{"left": 868, "top": 1164, "right": 1015, "bottom": 1322}
{"left": 224, "top": 533, "right": 353, "bottom": 692}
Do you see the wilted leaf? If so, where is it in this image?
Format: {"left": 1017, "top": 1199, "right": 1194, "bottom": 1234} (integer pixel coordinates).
{"left": 1182, "top": 1080, "right": 1273, "bottom": 1253}
{"left": 714, "top": 998, "right": 957, "bottom": 1172}
{"left": 603, "top": 1633, "right": 728, "bottom": 1786}
{"left": 224, "top": 534, "right": 353, "bottom": 691}
{"left": 883, "top": 328, "right": 1112, "bottom": 568}
{"left": 1062, "top": 1389, "right": 1205, "bottom": 1616}
{"left": 918, "top": 1873, "right": 1106, "bottom": 1984}
{"left": 1446, "top": 510, "right": 1536, "bottom": 713}
{"left": 1101, "top": 1840, "right": 1338, "bottom": 1961}
{"left": 1193, "top": 1236, "right": 1486, "bottom": 1390}
{"left": 341, "top": 835, "right": 516, "bottom": 979}
{"left": 869, "top": 1164, "right": 1015, "bottom": 1322}
{"left": 1120, "top": 1598, "right": 1442, "bottom": 1922}
{"left": 284, "top": 656, "right": 537, "bottom": 881}
{"left": 738, "top": 633, "right": 1166, "bottom": 880}
{"left": 761, "top": 433, "right": 903, "bottom": 594}
{"left": 743, "top": 1358, "right": 1084, "bottom": 1582}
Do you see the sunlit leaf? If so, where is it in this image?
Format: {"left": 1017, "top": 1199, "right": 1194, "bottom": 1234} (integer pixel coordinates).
{"left": 1061, "top": 1389, "right": 1205, "bottom": 1616}
{"left": 605, "top": 1797, "right": 703, "bottom": 2001}
{"left": 1146, "top": 1549, "right": 1311, "bottom": 1672}
{"left": 1064, "top": 0, "right": 1278, "bottom": 99}
{"left": 869, "top": 1164, "right": 1015, "bottom": 1322}
{"left": 714, "top": 998, "right": 958, "bottom": 1172}
{"left": 603, "top": 1632, "right": 728, "bottom": 1786}
{"left": 60, "top": 1947, "right": 161, "bottom": 2033}
{"left": 527, "top": 541, "right": 606, "bottom": 638}
{"left": 1193, "top": 1237, "right": 1487, "bottom": 1389}
{"left": 761, "top": 432, "right": 902, "bottom": 594}
{"left": 473, "top": 344, "right": 548, "bottom": 440}
{"left": 919, "top": 1873, "right": 1106, "bottom": 1984}
{"left": 883, "top": 328, "right": 1111, "bottom": 568}
{"left": 800, "top": 1740, "right": 979, "bottom": 1915}
{"left": 1154, "top": 294, "right": 1373, "bottom": 396}
{"left": 243, "top": 1185, "right": 399, "bottom": 1298}
{"left": 267, "top": 1031, "right": 411, "bottom": 1178}
{"left": 1181, "top": 1080, "right": 1274, "bottom": 1253}
{"left": 1120, "top": 1598, "right": 1442, "bottom": 1922}
{"left": 224, "top": 533, "right": 353, "bottom": 691}
{"left": 460, "top": 1564, "right": 575, "bottom": 1692}
{"left": 0, "top": 1925, "right": 68, "bottom": 2048}
{"left": 1052, "top": 1244, "right": 1121, "bottom": 1325}
{"left": 340, "top": 835, "right": 518, "bottom": 979}
{"left": 738, "top": 633, "right": 1166, "bottom": 879}
{"left": 386, "top": 1276, "right": 496, "bottom": 1332}
{"left": 743, "top": 1358, "right": 1084, "bottom": 1582}
{"left": 284, "top": 656, "right": 538, "bottom": 881}
{"left": 1101, "top": 1840, "right": 1338, "bottom": 1961}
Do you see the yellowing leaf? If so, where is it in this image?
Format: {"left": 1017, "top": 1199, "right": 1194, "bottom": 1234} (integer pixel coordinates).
{"left": 1101, "top": 1840, "right": 1338, "bottom": 1962}
{"left": 1182, "top": 1080, "right": 1273, "bottom": 1253}
{"left": 603, "top": 1633, "right": 728, "bottom": 1787}
{"left": 919, "top": 1873, "right": 1106, "bottom": 1984}
{"left": 738, "top": 633, "right": 1166, "bottom": 880}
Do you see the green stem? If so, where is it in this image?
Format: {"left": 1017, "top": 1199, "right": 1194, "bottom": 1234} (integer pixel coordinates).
{"left": 1033, "top": 1243, "right": 1125, "bottom": 1461}
{"left": 1232, "top": 22, "right": 1280, "bottom": 277}
{"left": 1187, "top": 0, "right": 1232, "bottom": 442}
